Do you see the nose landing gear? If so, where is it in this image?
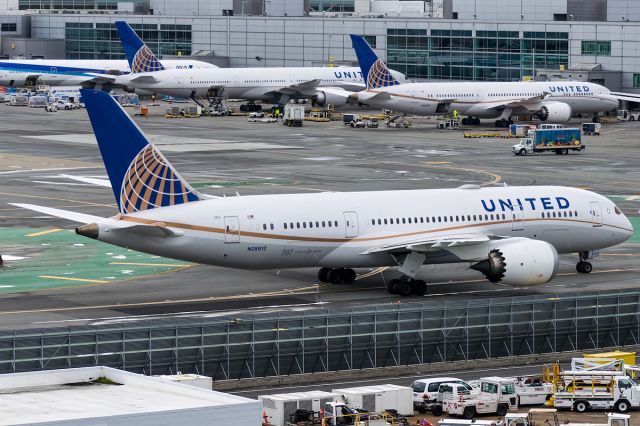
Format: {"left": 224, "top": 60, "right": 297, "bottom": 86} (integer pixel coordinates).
{"left": 576, "top": 251, "right": 594, "bottom": 274}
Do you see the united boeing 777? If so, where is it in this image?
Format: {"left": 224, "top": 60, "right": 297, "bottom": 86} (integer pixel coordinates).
{"left": 11, "top": 90, "right": 633, "bottom": 296}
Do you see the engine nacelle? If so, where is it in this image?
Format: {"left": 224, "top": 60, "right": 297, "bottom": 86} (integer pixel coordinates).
{"left": 536, "top": 102, "right": 572, "bottom": 123}
{"left": 471, "top": 240, "right": 559, "bottom": 286}
{"left": 311, "top": 90, "right": 349, "bottom": 108}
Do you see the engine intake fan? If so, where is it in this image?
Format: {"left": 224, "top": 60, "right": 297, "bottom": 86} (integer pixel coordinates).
{"left": 471, "top": 249, "right": 506, "bottom": 283}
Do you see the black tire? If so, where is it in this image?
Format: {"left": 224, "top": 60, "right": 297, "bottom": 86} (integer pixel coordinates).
{"left": 318, "top": 268, "right": 330, "bottom": 283}
{"left": 412, "top": 280, "right": 427, "bottom": 296}
{"left": 555, "top": 149, "right": 562, "bottom": 155}
{"left": 574, "top": 401, "right": 588, "bottom": 413}
{"left": 340, "top": 268, "right": 356, "bottom": 284}
{"left": 387, "top": 279, "right": 399, "bottom": 294}
{"left": 326, "top": 269, "right": 342, "bottom": 284}
{"left": 561, "top": 148, "right": 568, "bottom": 155}
{"left": 416, "top": 406, "right": 427, "bottom": 414}
{"left": 519, "top": 149, "right": 527, "bottom": 156}
{"left": 616, "top": 400, "right": 630, "bottom": 413}
{"left": 630, "top": 116, "right": 635, "bottom": 122}
{"left": 463, "top": 406, "right": 476, "bottom": 420}
{"left": 582, "top": 262, "right": 593, "bottom": 273}
{"left": 431, "top": 405, "right": 443, "bottom": 416}
{"left": 496, "top": 403, "right": 508, "bottom": 417}
{"left": 398, "top": 281, "right": 412, "bottom": 297}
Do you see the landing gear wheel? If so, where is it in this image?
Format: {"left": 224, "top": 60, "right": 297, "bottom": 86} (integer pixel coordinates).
{"left": 326, "top": 269, "right": 342, "bottom": 284}
{"left": 463, "top": 406, "right": 476, "bottom": 420}
{"left": 318, "top": 267, "right": 330, "bottom": 283}
{"left": 340, "top": 268, "right": 356, "bottom": 284}
{"left": 398, "top": 281, "right": 413, "bottom": 297}
{"left": 577, "top": 261, "right": 593, "bottom": 273}
{"left": 412, "top": 280, "right": 427, "bottom": 296}
{"left": 615, "top": 400, "right": 630, "bottom": 413}
{"left": 387, "top": 279, "right": 400, "bottom": 295}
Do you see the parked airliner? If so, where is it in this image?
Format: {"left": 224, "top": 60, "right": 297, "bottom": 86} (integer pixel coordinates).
{"left": 0, "top": 58, "right": 216, "bottom": 88}
{"left": 348, "top": 35, "right": 622, "bottom": 126}
{"left": 90, "top": 22, "right": 405, "bottom": 109}
{"left": 11, "top": 89, "right": 633, "bottom": 296}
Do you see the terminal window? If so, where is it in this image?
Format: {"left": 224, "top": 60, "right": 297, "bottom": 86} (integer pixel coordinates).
{"left": 387, "top": 28, "right": 568, "bottom": 81}
{"left": 634, "top": 74, "right": 640, "bottom": 89}
{"left": 581, "top": 40, "right": 611, "bottom": 56}
{"left": 1, "top": 23, "right": 16, "bottom": 32}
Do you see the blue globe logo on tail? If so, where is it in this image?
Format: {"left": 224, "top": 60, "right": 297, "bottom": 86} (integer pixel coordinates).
{"left": 367, "top": 59, "right": 399, "bottom": 89}
{"left": 131, "top": 45, "right": 165, "bottom": 73}
{"left": 120, "top": 144, "right": 200, "bottom": 213}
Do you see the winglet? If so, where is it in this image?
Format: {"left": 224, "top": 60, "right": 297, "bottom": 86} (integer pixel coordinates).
{"left": 115, "top": 21, "right": 165, "bottom": 73}
{"left": 80, "top": 89, "right": 202, "bottom": 214}
{"left": 350, "top": 34, "right": 400, "bottom": 89}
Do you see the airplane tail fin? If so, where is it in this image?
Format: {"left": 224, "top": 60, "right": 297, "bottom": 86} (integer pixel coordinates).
{"left": 115, "top": 21, "right": 166, "bottom": 73}
{"left": 350, "top": 34, "right": 400, "bottom": 89}
{"left": 80, "top": 89, "right": 202, "bottom": 214}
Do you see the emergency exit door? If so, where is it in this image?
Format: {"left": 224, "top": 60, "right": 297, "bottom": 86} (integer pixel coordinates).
{"left": 224, "top": 216, "right": 240, "bottom": 243}
{"left": 343, "top": 211, "right": 359, "bottom": 238}
{"left": 511, "top": 205, "right": 524, "bottom": 231}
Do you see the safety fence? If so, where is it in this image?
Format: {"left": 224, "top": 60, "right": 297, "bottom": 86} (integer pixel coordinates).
{"left": 0, "top": 290, "right": 639, "bottom": 379}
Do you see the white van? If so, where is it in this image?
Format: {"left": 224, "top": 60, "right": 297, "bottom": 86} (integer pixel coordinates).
{"left": 411, "top": 377, "right": 474, "bottom": 413}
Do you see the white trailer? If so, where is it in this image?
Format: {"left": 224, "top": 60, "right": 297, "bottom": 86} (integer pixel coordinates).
{"left": 511, "top": 375, "right": 553, "bottom": 405}
{"left": 332, "top": 384, "right": 413, "bottom": 416}
{"left": 258, "top": 390, "right": 337, "bottom": 426}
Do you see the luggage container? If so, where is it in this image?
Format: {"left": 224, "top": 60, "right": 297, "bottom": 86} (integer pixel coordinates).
{"left": 258, "top": 390, "right": 338, "bottom": 426}
{"left": 331, "top": 384, "right": 413, "bottom": 416}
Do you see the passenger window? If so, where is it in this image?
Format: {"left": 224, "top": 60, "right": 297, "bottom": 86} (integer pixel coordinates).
{"left": 270, "top": 224, "right": 274, "bottom": 230}
{"left": 443, "top": 216, "right": 447, "bottom": 222}
{"left": 290, "top": 222, "right": 294, "bottom": 229}
{"left": 303, "top": 222, "right": 307, "bottom": 228}
{"left": 262, "top": 224, "right": 267, "bottom": 230}
{"left": 334, "top": 220, "right": 338, "bottom": 226}
{"left": 284, "top": 223, "right": 288, "bottom": 229}
{"left": 316, "top": 221, "right": 319, "bottom": 228}
{"left": 328, "top": 221, "right": 332, "bottom": 227}
{"left": 384, "top": 219, "right": 388, "bottom": 225}
{"left": 323, "top": 221, "right": 326, "bottom": 227}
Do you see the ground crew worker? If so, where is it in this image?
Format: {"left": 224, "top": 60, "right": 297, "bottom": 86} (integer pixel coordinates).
{"left": 453, "top": 109, "right": 459, "bottom": 120}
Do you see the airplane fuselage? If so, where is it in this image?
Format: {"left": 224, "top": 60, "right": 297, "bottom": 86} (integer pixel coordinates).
{"left": 94, "top": 186, "right": 632, "bottom": 270}
{"left": 359, "top": 81, "right": 619, "bottom": 118}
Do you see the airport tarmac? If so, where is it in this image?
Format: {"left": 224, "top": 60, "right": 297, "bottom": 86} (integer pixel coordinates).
{"left": 0, "top": 105, "right": 638, "bottom": 330}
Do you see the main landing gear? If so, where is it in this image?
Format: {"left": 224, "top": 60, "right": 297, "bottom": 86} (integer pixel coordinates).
{"left": 387, "top": 277, "right": 427, "bottom": 296}
{"left": 494, "top": 119, "right": 513, "bottom": 128}
{"left": 318, "top": 267, "right": 356, "bottom": 284}
{"left": 576, "top": 251, "right": 593, "bottom": 274}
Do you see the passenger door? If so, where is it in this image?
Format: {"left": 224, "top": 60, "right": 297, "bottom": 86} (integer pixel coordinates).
{"left": 511, "top": 205, "right": 524, "bottom": 231}
{"left": 589, "top": 201, "right": 603, "bottom": 227}
{"left": 224, "top": 216, "right": 240, "bottom": 243}
{"left": 343, "top": 211, "right": 359, "bottom": 238}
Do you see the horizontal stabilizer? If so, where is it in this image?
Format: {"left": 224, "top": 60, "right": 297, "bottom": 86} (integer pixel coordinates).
{"left": 9, "top": 203, "right": 118, "bottom": 225}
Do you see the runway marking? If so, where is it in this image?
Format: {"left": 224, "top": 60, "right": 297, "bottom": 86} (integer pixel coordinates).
{"left": 25, "top": 228, "right": 63, "bottom": 237}
{"left": 0, "top": 191, "right": 116, "bottom": 208}
{"left": 0, "top": 166, "right": 99, "bottom": 175}
{"left": 418, "top": 162, "right": 502, "bottom": 186}
{"left": 356, "top": 267, "right": 388, "bottom": 280}
{"left": 425, "top": 161, "right": 451, "bottom": 164}
{"left": 109, "top": 262, "right": 191, "bottom": 267}
{"left": 600, "top": 253, "right": 640, "bottom": 257}
{"left": 38, "top": 275, "right": 109, "bottom": 284}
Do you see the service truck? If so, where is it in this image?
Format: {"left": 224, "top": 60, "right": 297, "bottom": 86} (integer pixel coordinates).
{"left": 512, "top": 128, "right": 584, "bottom": 156}
{"left": 322, "top": 401, "right": 391, "bottom": 426}
{"left": 617, "top": 109, "right": 640, "bottom": 121}
{"left": 439, "top": 408, "right": 630, "bottom": 426}
{"left": 511, "top": 376, "right": 553, "bottom": 405}
{"left": 439, "top": 377, "right": 518, "bottom": 419}
{"left": 553, "top": 370, "right": 640, "bottom": 413}
{"left": 283, "top": 104, "right": 304, "bottom": 127}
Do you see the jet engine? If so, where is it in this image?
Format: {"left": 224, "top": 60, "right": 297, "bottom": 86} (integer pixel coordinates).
{"left": 471, "top": 239, "right": 559, "bottom": 286}
{"left": 535, "top": 102, "right": 572, "bottom": 123}
{"left": 311, "top": 90, "right": 349, "bottom": 108}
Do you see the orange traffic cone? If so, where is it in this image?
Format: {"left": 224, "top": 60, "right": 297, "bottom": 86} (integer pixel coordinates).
{"left": 262, "top": 410, "right": 270, "bottom": 426}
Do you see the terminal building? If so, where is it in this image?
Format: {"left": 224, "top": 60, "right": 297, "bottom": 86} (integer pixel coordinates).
{"left": 0, "top": 0, "right": 638, "bottom": 92}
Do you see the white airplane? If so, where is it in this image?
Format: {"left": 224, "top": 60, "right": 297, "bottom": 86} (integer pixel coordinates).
{"left": 94, "top": 21, "right": 405, "bottom": 109}
{"left": 348, "top": 35, "right": 624, "bottom": 127}
{"left": 0, "top": 58, "right": 216, "bottom": 88}
{"left": 11, "top": 89, "right": 633, "bottom": 296}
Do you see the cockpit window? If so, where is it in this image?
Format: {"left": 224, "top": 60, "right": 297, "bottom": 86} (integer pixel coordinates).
{"left": 615, "top": 206, "right": 623, "bottom": 215}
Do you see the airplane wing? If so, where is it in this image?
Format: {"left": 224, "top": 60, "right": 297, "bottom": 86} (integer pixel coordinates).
{"left": 481, "top": 93, "right": 548, "bottom": 111}
{"left": 272, "top": 79, "right": 321, "bottom": 96}
{"left": 9, "top": 203, "right": 181, "bottom": 237}
{"left": 129, "top": 74, "right": 160, "bottom": 84}
{"left": 609, "top": 92, "right": 640, "bottom": 103}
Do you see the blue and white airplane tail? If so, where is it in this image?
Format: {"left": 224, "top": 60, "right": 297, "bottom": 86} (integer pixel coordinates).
{"left": 81, "top": 89, "right": 201, "bottom": 214}
{"left": 350, "top": 34, "right": 400, "bottom": 89}
{"left": 115, "top": 21, "right": 166, "bottom": 73}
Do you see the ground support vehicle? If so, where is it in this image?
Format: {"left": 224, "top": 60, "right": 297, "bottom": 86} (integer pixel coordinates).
{"left": 322, "top": 401, "right": 391, "bottom": 426}
{"left": 617, "top": 109, "right": 640, "bottom": 121}
{"left": 582, "top": 123, "right": 601, "bottom": 135}
{"left": 511, "top": 376, "right": 553, "bottom": 405}
{"left": 258, "top": 391, "right": 337, "bottom": 426}
{"left": 552, "top": 371, "right": 640, "bottom": 413}
{"left": 411, "top": 378, "right": 475, "bottom": 414}
{"left": 440, "top": 377, "right": 518, "bottom": 419}
{"left": 386, "top": 114, "right": 411, "bottom": 128}
{"left": 343, "top": 113, "right": 361, "bottom": 125}
{"left": 332, "top": 384, "right": 412, "bottom": 416}
{"left": 283, "top": 105, "right": 304, "bottom": 127}
{"left": 438, "top": 408, "right": 630, "bottom": 426}
{"left": 366, "top": 117, "right": 379, "bottom": 128}
{"left": 512, "top": 128, "right": 584, "bottom": 155}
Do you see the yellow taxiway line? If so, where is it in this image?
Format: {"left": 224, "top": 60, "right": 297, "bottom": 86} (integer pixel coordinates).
{"left": 109, "top": 262, "right": 189, "bottom": 267}
{"left": 25, "top": 228, "right": 63, "bottom": 237}
{"left": 38, "top": 275, "right": 109, "bottom": 284}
